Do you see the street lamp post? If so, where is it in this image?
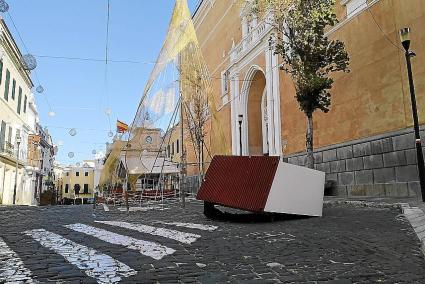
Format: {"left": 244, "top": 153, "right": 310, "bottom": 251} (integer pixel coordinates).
{"left": 13, "top": 132, "right": 21, "bottom": 205}
{"left": 238, "top": 115, "right": 243, "bottom": 156}
{"left": 400, "top": 27, "right": 425, "bottom": 202}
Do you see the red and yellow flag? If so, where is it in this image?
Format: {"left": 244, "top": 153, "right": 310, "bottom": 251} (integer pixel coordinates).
{"left": 116, "top": 120, "right": 129, "bottom": 133}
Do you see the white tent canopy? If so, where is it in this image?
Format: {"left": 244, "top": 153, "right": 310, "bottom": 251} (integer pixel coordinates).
{"left": 121, "top": 156, "right": 179, "bottom": 175}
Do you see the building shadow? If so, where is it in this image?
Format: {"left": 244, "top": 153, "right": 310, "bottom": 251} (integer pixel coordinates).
{"left": 203, "top": 202, "right": 312, "bottom": 223}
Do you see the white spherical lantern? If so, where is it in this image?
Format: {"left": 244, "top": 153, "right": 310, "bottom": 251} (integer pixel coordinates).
{"left": 0, "top": 0, "right": 9, "bottom": 13}
{"left": 69, "top": 128, "right": 77, "bottom": 137}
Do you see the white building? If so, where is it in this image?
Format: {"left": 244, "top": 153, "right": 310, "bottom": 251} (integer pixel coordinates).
{"left": 93, "top": 158, "right": 104, "bottom": 191}
{"left": 0, "top": 17, "right": 36, "bottom": 205}
{"left": 37, "top": 124, "right": 56, "bottom": 194}
{"left": 25, "top": 93, "right": 42, "bottom": 204}
{"left": 0, "top": 17, "right": 54, "bottom": 205}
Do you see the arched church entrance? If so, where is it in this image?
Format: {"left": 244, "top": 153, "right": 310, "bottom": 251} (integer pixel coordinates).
{"left": 245, "top": 69, "right": 268, "bottom": 155}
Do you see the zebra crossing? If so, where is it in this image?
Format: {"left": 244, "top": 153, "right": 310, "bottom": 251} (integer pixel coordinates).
{"left": 0, "top": 221, "right": 218, "bottom": 283}
{"left": 0, "top": 237, "right": 36, "bottom": 283}
{"left": 24, "top": 229, "right": 136, "bottom": 283}
{"left": 95, "top": 221, "right": 201, "bottom": 244}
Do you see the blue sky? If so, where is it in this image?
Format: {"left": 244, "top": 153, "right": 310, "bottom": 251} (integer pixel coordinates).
{"left": 4, "top": 0, "right": 199, "bottom": 165}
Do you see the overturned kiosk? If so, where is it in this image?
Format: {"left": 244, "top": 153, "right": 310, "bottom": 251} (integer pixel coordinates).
{"left": 197, "top": 156, "right": 326, "bottom": 217}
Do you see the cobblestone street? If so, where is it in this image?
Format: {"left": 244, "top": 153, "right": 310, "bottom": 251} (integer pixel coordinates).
{"left": 1, "top": 200, "right": 425, "bottom": 283}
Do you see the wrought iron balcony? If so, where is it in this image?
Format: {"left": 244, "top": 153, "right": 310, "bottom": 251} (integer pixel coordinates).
{"left": 3, "top": 141, "right": 14, "bottom": 156}
{"left": 0, "top": 142, "right": 28, "bottom": 166}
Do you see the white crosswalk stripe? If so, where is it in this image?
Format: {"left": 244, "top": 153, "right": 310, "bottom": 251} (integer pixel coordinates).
{"left": 95, "top": 221, "right": 201, "bottom": 244}
{"left": 65, "top": 223, "right": 175, "bottom": 260}
{"left": 155, "top": 221, "right": 218, "bottom": 231}
{"left": 0, "top": 237, "right": 37, "bottom": 283}
{"left": 0, "top": 221, "right": 218, "bottom": 283}
{"left": 23, "top": 229, "right": 136, "bottom": 283}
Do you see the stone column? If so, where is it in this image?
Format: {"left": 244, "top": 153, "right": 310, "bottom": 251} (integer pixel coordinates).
{"left": 230, "top": 73, "right": 240, "bottom": 155}
{"left": 271, "top": 50, "right": 282, "bottom": 156}
{"left": 265, "top": 47, "right": 276, "bottom": 155}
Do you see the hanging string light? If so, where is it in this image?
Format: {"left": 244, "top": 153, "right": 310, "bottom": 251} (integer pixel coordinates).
{"left": 105, "top": 108, "right": 112, "bottom": 116}
{"left": 76, "top": 162, "right": 81, "bottom": 167}
{"left": 68, "top": 152, "right": 74, "bottom": 158}
{"left": 36, "top": 85, "right": 44, "bottom": 94}
{"left": 0, "top": 0, "right": 9, "bottom": 13}
{"left": 69, "top": 128, "right": 77, "bottom": 137}
{"left": 92, "top": 149, "right": 97, "bottom": 155}
{"left": 21, "top": 54, "right": 37, "bottom": 70}
{"left": 108, "top": 131, "right": 114, "bottom": 138}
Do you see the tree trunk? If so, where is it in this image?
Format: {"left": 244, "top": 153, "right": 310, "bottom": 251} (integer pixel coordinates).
{"left": 197, "top": 139, "right": 202, "bottom": 190}
{"left": 305, "top": 112, "right": 314, "bottom": 169}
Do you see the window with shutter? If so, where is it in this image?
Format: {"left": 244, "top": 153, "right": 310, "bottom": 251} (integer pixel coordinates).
{"left": 7, "top": 126, "right": 12, "bottom": 143}
{"left": 0, "top": 60, "right": 3, "bottom": 85}
{"left": 11, "top": 79, "right": 16, "bottom": 100}
{"left": 23, "top": 95, "right": 27, "bottom": 113}
{"left": 17, "top": 87, "right": 22, "bottom": 114}
{"left": 0, "top": 121, "right": 6, "bottom": 152}
{"left": 4, "top": 69, "right": 10, "bottom": 101}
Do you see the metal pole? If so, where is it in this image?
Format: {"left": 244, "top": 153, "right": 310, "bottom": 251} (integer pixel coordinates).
{"left": 404, "top": 50, "right": 425, "bottom": 202}
{"left": 239, "top": 121, "right": 243, "bottom": 156}
{"left": 180, "top": 95, "right": 186, "bottom": 208}
{"left": 13, "top": 142, "right": 20, "bottom": 205}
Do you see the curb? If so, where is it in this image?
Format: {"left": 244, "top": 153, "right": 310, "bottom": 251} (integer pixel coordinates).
{"left": 323, "top": 200, "right": 400, "bottom": 209}
{"left": 399, "top": 203, "right": 425, "bottom": 257}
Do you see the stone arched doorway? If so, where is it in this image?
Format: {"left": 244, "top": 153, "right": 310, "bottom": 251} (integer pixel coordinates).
{"left": 242, "top": 67, "right": 268, "bottom": 156}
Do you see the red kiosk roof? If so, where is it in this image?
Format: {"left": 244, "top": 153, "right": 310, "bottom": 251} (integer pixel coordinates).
{"left": 196, "top": 156, "right": 280, "bottom": 212}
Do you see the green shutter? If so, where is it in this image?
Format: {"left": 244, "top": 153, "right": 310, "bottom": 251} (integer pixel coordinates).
{"left": 0, "top": 60, "right": 3, "bottom": 85}
{"left": 11, "top": 79, "right": 16, "bottom": 100}
{"left": 0, "top": 121, "right": 5, "bottom": 152}
{"left": 4, "top": 69, "right": 10, "bottom": 101}
{"left": 23, "top": 95, "right": 27, "bottom": 113}
{"left": 17, "top": 87, "right": 22, "bottom": 114}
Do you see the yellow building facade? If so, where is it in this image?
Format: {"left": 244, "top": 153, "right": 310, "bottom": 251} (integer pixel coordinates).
{"left": 62, "top": 162, "right": 95, "bottom": 204}
{"left": 192, "top": 0, "right": 425, "bottom": 197}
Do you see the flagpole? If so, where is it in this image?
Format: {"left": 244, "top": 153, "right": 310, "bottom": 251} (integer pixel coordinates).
{"left": 117, "top": 120, "right": 130, "bottom": 212}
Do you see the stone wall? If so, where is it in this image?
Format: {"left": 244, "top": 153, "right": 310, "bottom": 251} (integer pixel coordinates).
{"left": 285, "top": 128, "right": 424, "bottom": 198}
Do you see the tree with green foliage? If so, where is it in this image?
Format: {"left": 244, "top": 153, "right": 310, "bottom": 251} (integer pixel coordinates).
{"left": 252, "top": 0, "right": 350, "bottom": 168}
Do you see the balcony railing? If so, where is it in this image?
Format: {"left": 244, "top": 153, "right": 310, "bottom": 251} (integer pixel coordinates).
{"left": 1, "top": 142, "right": 28, "bottom": 165}
{"left": 229, "top": 15, "right": 273, "bottom": 64}
{"left": 3, "top": 141, "right": 14, "bottom": 156}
